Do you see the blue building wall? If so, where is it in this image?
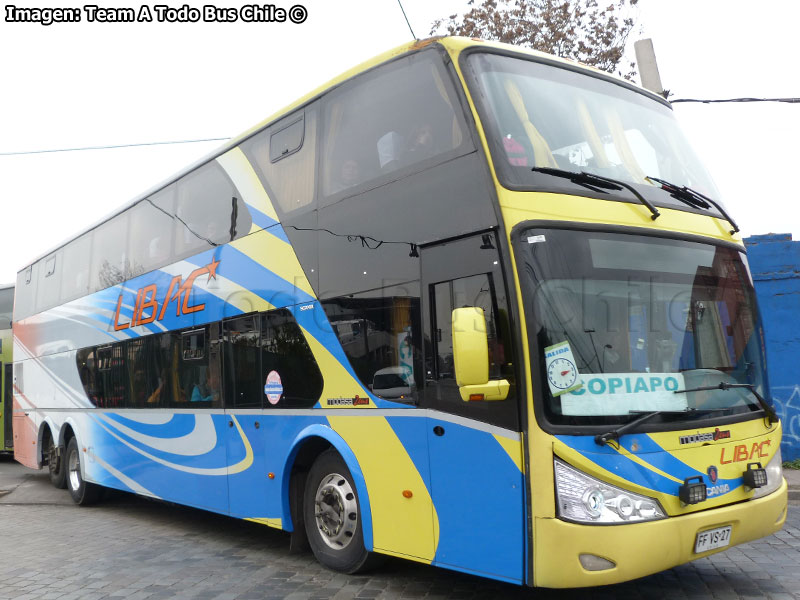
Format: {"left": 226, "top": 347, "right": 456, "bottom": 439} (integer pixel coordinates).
{"left": 745, "top": 233, "right": 800, "bottom": 461}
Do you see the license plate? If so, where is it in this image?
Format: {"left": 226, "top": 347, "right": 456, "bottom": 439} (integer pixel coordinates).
{"left": 694, "top": 525, "right": 732, "bottom": 553}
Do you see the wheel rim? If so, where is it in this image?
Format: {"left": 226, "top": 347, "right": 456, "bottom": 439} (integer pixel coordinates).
{"left": 313, "top": 472, "right": 358, "bottom": 550}
{"left": 67, "top": 447, "right": 81, "bottom": 491}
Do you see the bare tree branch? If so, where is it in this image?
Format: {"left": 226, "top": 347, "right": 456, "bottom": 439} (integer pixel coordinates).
{"left": 430, "top": 0, "right": 639, "bottom": 80}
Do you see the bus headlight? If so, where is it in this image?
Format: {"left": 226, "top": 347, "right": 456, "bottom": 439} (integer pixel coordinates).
{"left": 555, "top": 458, "right": 666, "bottom": 524}
{"left": 751, "top": 447, "right": 783, "bottom": 500}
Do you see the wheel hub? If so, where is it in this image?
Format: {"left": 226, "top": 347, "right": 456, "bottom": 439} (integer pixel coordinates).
{"left": 314, "top": 473, "right": 357, "bottom": 549}
{"left": 67, "top": 447, "right": 81, "bottom": 491}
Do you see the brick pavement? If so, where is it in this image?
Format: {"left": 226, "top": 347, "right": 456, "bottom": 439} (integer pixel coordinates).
{"left": 0, "top": 460, "right": 799, "bottom": 599}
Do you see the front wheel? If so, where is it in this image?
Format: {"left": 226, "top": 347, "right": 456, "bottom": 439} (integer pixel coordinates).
{"left": 65, "top": 437, "right": 101, "bottom": 505}
{"left": 303, "top": 450, "right": 377, "bottom": 574}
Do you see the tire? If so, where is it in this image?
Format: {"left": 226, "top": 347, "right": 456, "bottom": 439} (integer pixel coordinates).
{"left": 47, "top": 435, "right": 67, "bottom": 489}
{"left": 65, "top": 437, "right": 101, "bottom": 505}
{"left": 303, "top": 450, "right": 378, "bottom": 574}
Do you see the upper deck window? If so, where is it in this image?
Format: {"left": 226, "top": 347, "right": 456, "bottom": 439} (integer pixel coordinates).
{"left": 465, "top": 52, "right": 719, "bottom": 200}
{"left": 242, "top": 107, "right": 318, "bottom": 215}
{"left": 174, "top": 162, "right": 251, "bottom": 259}
{"left": 270, "top": 116, "right": 304, "bottom": 162}
{"left": 90, "top": 213, "right": 129, "bottom": 292}
{"left": 320, "top": 50, "right": 471, "bottom": 200}
{"left": 128, "top": 184, "right": 176, "bottom": 278}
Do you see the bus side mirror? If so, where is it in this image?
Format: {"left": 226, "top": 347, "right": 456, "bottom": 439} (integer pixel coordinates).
{"left": 451, "top": 307, "right": 509, "bottom": 402}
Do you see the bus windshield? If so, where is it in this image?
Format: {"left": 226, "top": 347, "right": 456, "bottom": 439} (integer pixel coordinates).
{"left": 466, "top": 52, "right": 719, "bottom": 199}
{"left": 518, "top": 229, "right": 768, "bottom": 427}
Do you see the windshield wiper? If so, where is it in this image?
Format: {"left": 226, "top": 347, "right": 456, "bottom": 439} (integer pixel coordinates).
{"left": 646, "top": 176, "right": 740, "bottom": 235}
{"left": 594, "top": 407, "right": 728, "bottom": 446}
{"left": 674, "top": 382, "right": 778, "bottom": 423}
{"left": 532, "top": 167, "right": 661, "bottom": 221}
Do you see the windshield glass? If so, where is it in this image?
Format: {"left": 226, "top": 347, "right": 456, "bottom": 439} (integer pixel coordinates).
{"left": 518, "top": 229, "right": 767, "bottom": 427}
{"left": 466, "top": 52, "right": 719, "bottom": 199}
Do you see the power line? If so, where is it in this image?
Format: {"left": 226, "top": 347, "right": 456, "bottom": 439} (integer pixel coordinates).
{"left": 0, "top": 137, "right": 231, "bottom": 157}
{"left": 671, "top": 97, "right": 800, "bottom": 104}
{"left": 396, "top": 0, "right": 416, "bottom": 40}
{"left": 3, "top": 95, "right": 797, "bottom": 158}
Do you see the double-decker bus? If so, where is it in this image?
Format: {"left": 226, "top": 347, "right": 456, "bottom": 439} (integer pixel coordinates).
{"left": 12, "top": 37, "right": 786, "bottom": 587}
{"left": 1, "top": 284, "right": 12, "bottom": 452}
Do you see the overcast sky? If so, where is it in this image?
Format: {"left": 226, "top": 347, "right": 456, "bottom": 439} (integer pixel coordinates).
{"left": 1, "top": 0, "right": 798, "bottom": 285}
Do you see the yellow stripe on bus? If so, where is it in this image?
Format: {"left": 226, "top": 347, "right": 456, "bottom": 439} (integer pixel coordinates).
{"left": 494, "top": 433, "right": 525, "bottom": 473}
{"left": 327, "top": 414, "right": 438, "bottom": 562}
{"left": 216, "top": 148, "right": 279, "bottom": 224}
{"left": 245, "top": 517, "right": 283, "bottom": 529}
{"left": 300, "top": 327, "right": 375, "bottom": 408}
{"left": 231, "top": 230, "right": 316, "bottom": 299}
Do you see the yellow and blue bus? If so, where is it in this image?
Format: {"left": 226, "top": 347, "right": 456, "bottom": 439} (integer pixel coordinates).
{"left": 1, "top": 284, "right": 12, "bottom": 452}
{"left": 12, "top": 37, "right": 787, "bottom": 587}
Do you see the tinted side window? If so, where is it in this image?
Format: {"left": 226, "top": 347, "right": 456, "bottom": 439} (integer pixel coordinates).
{"left": 320, "top": 51, "right": 469, "bottom": 199}
{"left": 261, "top": 308, "right": 323, "bottom": 408}
{"left": 61, "top": 235, "right": 92, "bottom": 303}
{"left": 172, "top": 325, "right": 221, "bottom": 408}
{"left": 35, "top": 251, "right": 62, "bottom": 313}
{"left": 128, "top": 185, "right": 176, "bottom": 278}
{"left": 322, "top": 283, "right": 422, "bottom": 404}
{"left": 77, "top": 348, "right": 99, "bottom": 404}
{"left": 127, "top": 336, "right": 173, "bottom": 408}
{"left": 270, "top": 116, "right": 304, "bottom": 162}
{"left": 95, "top": 344, "right": 127, "bottom": 408}
{"left": 242, "top": 106, "right": 318, "bottom": 216}
{"left": 175, "top": 162, "right": 251, "bottom": 260}
{"left": 421, "top": 234, "right": 519, "bottom": 430}
{"left": 14, "top": 264, "right": 38, "bottom": 321}
{"left": 223, "top": 315, "right": 262, "bottom": 408}
{"left": 90, "top": 214, "right": 129, "bottom": 292}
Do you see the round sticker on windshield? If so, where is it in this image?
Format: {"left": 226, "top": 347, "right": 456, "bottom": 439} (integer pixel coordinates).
{"left": 547, "top": 357, "right": 578, "bottom": 390}
{"left": 544, "top": 341, "right": 583, "bottom": 397}
{"left": 264, "top": 371, "right": 283, "bottom": 405}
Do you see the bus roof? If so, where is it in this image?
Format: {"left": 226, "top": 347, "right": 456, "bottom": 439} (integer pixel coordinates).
{"left": 20, "top": 36, "right": 664, "bottom": 273}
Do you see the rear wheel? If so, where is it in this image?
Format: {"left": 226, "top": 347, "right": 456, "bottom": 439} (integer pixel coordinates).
{"left": 47, "top": 435, "right": 66, "bottom": 489}
{"left": 303, "top": 450, "right": 377, "bottom": 574}
{"left": 65, "top": 437, "right": 101, "bottom": 505}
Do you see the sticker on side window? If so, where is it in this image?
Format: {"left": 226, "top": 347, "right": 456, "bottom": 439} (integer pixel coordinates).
{"left": 544, "top": 341, "right": 583, "bottom": 396}
{"left": 264, "top": 371, "right": 283, "bottom": 405}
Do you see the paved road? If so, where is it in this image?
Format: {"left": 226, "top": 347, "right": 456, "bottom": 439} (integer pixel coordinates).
{"left": 1, "top": 455, "right": 799, "bottom": 600}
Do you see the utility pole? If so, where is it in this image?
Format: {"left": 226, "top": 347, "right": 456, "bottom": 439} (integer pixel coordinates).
{"left": 634, "top": 38, "right": 667, "bottom": 99}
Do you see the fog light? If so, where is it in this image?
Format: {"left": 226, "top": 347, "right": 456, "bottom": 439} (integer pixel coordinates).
{"left": 743, "top": 462, "right": 767, "bottom": 489}
{"left": 579, "top": 554, "right": 616, "bottom": 571}
{"left": 679, "top": 476, "right": 707, "bottom": 505}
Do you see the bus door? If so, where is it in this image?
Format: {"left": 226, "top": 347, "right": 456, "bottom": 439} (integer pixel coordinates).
{"left": 3, "top": 363, "right": 10, "bottom": 450}
{"left": 221, "top": 314, "right": 269, "bottom": 519}
{"left": 420, "top": 232, "right": 526, "bottom": 583}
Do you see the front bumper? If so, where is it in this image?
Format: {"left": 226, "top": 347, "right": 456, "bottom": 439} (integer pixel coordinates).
{"left": 533, "top": 479, "right": 788, "bottom": 588}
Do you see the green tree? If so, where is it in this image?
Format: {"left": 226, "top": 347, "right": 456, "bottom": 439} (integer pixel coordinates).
{"left": 431, "top": 0, "right": 639, "bottom": 79}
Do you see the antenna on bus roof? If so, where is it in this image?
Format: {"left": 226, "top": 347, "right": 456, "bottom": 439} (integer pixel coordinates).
{"left": 396, "top": 0, "right": 417, "bottom": 40}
